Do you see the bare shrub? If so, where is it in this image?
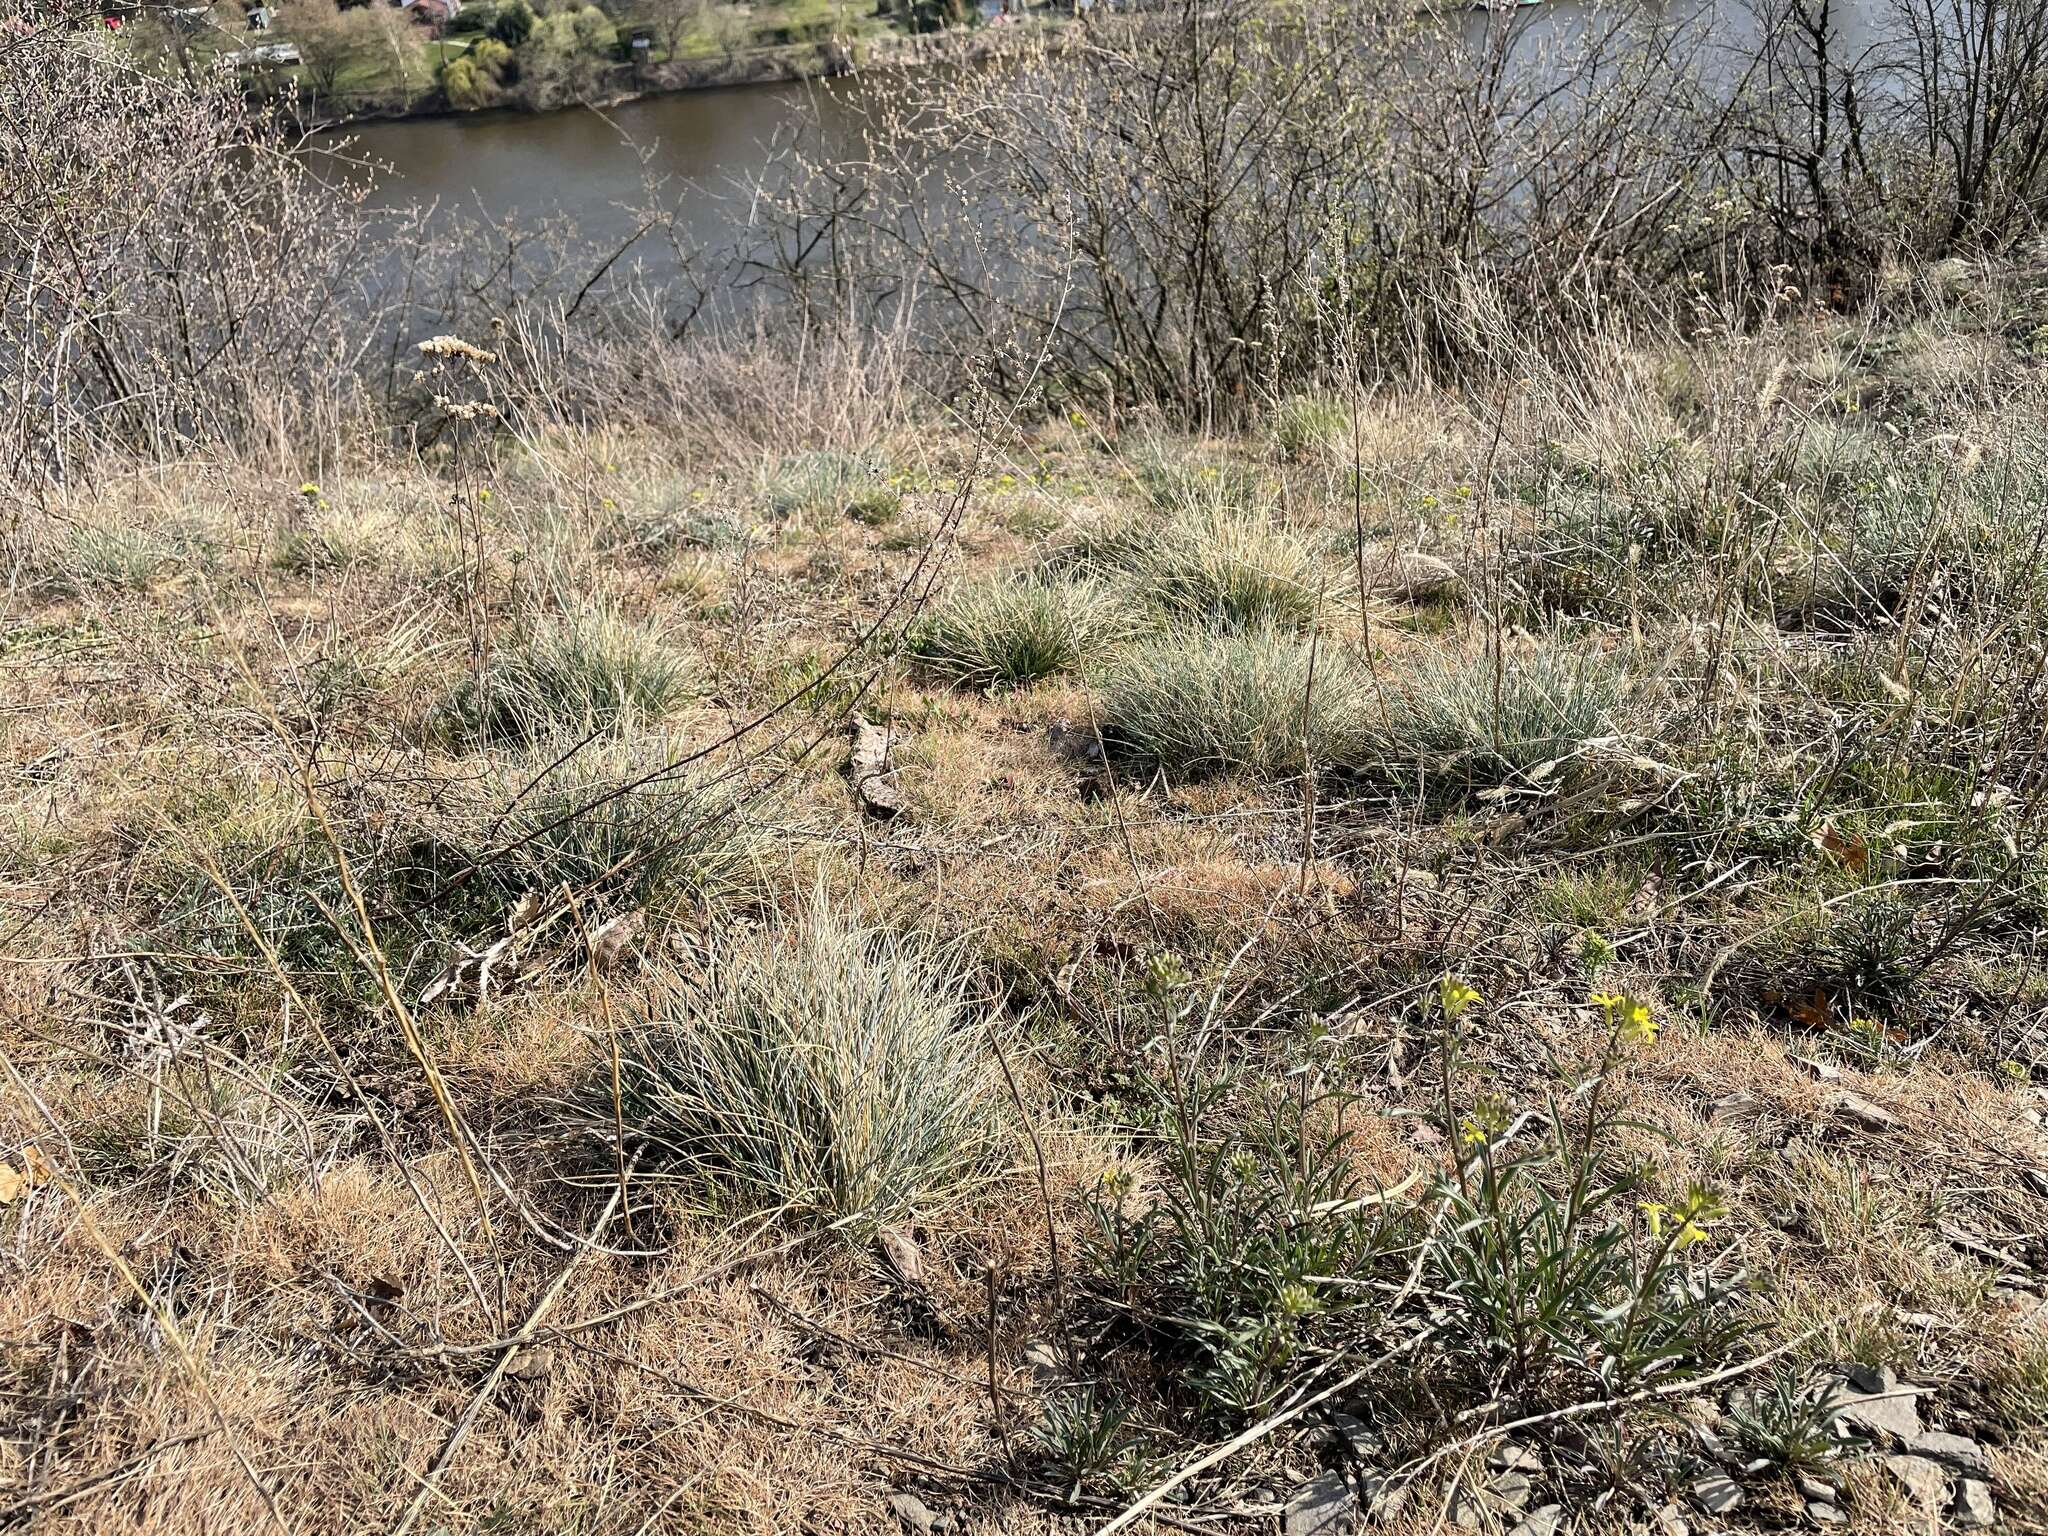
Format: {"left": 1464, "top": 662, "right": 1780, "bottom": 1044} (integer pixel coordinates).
{"left": 0, "top": 27, "right": 390, "bottom": 478}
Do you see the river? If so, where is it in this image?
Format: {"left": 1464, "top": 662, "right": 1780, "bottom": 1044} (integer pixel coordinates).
{"left": 343, "top": 74, "right": 876, "bottom": 275}
{"left": 336, "top": 0, "right": 1899, "bottom": 305}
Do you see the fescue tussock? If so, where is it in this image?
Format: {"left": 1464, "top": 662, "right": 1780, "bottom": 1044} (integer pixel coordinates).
{"left": 910, "top": 571, "right": 1131, "bottom": 687}
{"left": 611, "top": 898, "right": 1006, "bottom": 1229}
{"left": 444, "top": 607, "right": 692, "bottom": 746}
{"left": 40, "top": 522, "right": 181, "bottom": 594}
{"left": 491, "top": 738, "right": 760, "bottom": 909}
{"left": 1100, "top": 624, "right": 1379, "bottom": 778}
{"left": 1381, "top": 637, "right": 1637, "bottom": 789}
{"left": 1069, "top": 499, "right": 1319, "bottom": 631}
{"left": 1267, "top": 394, "right": 1349, "bottom": 461}
{"left": 760, "top": 448, "right": 893, "bottom": 519}
{"left": 275, "top": 507, "right": 402, "bottom": 576}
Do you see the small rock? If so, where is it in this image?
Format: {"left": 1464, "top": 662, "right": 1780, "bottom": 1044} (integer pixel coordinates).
{"left": 1376, "top": 551, "right": 1462, "bottom": 603}
{"left": 1509, "top": 1504, "right": 1563, "bottom": 1536}
{"left": 889, "top": 1492, "right": 936, "bottom": 1536}
{"left": 1488, "top": 1441, "right": 1545, "bottom": 1475}
{"left": 1488, "top": 1470, "right": 1534, "bottom": 1512}
{"left": 1046, "top": 719, "right": 1105, "bottom": 766}
{"left": 1883, "top": 1453, "right": 1951, "bottom": 1513}
{"left": 1951, "top": 1477, "right": 1998, "bottom": 1529}
{"left": 1825, "top": 1089, "right": 1900, "bottom": 1131}
{"left": 848, "top": 717, "right": 904, "bottom": 819}
{"left": 1284, "top": 1472, "right": 1358, "bottom": 1536}
{"left": 1805, "top": 1501, "right": 1847, "bottom": 1526}
{"left": 876, "top": 1227, "right": 923, "bottom": 1287}
{"left": 1318, "top": 1412, "right": 1385, "bottom": 1460}
{"left": 1690, "top": 1473, "right": 1743, "bottom": 1516}
{"left": 1908, "top": 1429, "right": 1991, "bottom": 1478}
{"left": 1832, "top": 1363, "right": 1925, "bottom": 1444}
{"left": 1447, "top": 1488, "right": 1485, "bottom": 1532}
{"left": 502, "top": 1346, "right": 555, "bottom": 1383}
{"left": 1359, "top": 1475, "right": 1407, "bottom": 1522}
{"left": 1796, "top": 1475, "right": 1843, "bottom": 1505}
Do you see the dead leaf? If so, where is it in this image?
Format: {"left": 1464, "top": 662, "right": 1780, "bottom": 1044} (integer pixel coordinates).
{"left": 418, "top": 932, "right": 519, "bottom": 1008}
{"left": 508, "top": 890, "right": 544, "bottom": 933}
{"left": 0, "top": 1165, "right": 23, "bottom": 1204}
{"left": 849, "top": 716, "right": 904, "bottom": 819}
{"left": 876, "top": 1227, "right": 922, "bottom": 1288}
{"left": 1786, "top": 988, "right": 1834, "bottom": 1031}
{"left": 1816, "top": 823, "right": 1870, "bottom": 874}
{"left": 1790, "top": 1053, "right": 1842, "bottom": 1081}
{"left": 364, "top": 1275, "right": 404, "bottom": 1313}
{"left": 588, "top": 910, "right": 642, "bottom": 974}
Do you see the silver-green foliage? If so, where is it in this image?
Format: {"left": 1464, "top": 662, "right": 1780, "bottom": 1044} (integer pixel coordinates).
{"left": 1382, "top": 639, "right": 1635, "bottom": 787}
{"left": 911, "top": 572, "right": 1132, "bottom": 686}
{"left": 1100, "top": 625, "right": 1379, "bottom": 778}
{"left": 491, "top": 738, "right": 758, "bottom": 908}
{"left": 614, "top": 899, "right": 1007, "bottom": 1229}
{"left": 447, "top": 608, "right": 692, "bottom": 746}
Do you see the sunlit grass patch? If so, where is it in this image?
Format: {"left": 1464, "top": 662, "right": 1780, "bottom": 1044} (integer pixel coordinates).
{"left": 443, "top": 607, "right": 692, "bottom": 747}
{"left": 1377, "top": 637, "right": 1638, "bottom": 791}
{"left": 609, "top": 897, "right": 1007, "bottom": 1229}
{"left": 760, "top": 448, "right": 893, "bottom": 520}
{"left": 910, "top": 571, "right": 1134, "bottom": 688}
{"left": 38, "top": 522, "right": 183, "bottom": 594}
{"left": 1065, "top": 498, "right": 1319, "bottom": 631}
{"left": 1099, "top": 624, "right": 1380, "bottom": 778}
{"left": 489, "top": 737, "right": 760, "bottom": 911}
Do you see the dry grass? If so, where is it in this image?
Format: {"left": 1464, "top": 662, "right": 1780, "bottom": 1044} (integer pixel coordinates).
{"left": 4, "top": 286, "right": 2048, "bottom": 1536}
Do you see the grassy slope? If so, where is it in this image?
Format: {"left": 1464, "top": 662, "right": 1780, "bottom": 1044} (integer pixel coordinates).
{"left": 3, "top": 279, "right": 2048, "bottom": 1532}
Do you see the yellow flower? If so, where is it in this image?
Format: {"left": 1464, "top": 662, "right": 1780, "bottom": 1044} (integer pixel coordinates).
{"left": 298, "top": 482, "right": 320, "bottom": 498}
{"left": 1621, "top": 999, "right": 1658, "bottom": 1044}
{"left": 1645, "top": 1185, "right": 1726, "bottom": 1250}
{"left": 1459, "top": 1090, "right": 1510, "bottom": 1148}
{"left": 1593, "top": 990, "right": 1658, "bottom": 1045}
{"left": 478, "top": 488, "right": 492, "bottom": 502}
{"left": 1439, "top": 975, "right": 1481, "bottom": 1023}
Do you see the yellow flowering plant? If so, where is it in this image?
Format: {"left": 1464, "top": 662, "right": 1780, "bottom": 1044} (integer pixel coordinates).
{"left": 1428, "top": 977, "right": 1746, "bottom": 1398}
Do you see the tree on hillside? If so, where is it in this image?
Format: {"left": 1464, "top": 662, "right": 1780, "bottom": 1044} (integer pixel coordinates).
{"left": 287, "top": 0, "right": 387, "bottom": 97}
{"left": 489, "top": 0, "right": 535, "bottom": 45}
{"left": 441, "top": 35, "right": 514, "bottom": 107}
{"left": 517, "top": 4, "right": 614, "bottom": 107}
{"left": 637, "top": 0, "right": 702, "bottom": 62}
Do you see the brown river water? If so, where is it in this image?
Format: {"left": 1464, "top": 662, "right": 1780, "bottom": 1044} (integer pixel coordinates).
{"left": 342, "top": 74, "right": 877, "bottom": 271}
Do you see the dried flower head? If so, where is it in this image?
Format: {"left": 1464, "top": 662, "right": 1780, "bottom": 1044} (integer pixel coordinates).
{"left": 417, "top": 334, "right": 499, "bottom": 364}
